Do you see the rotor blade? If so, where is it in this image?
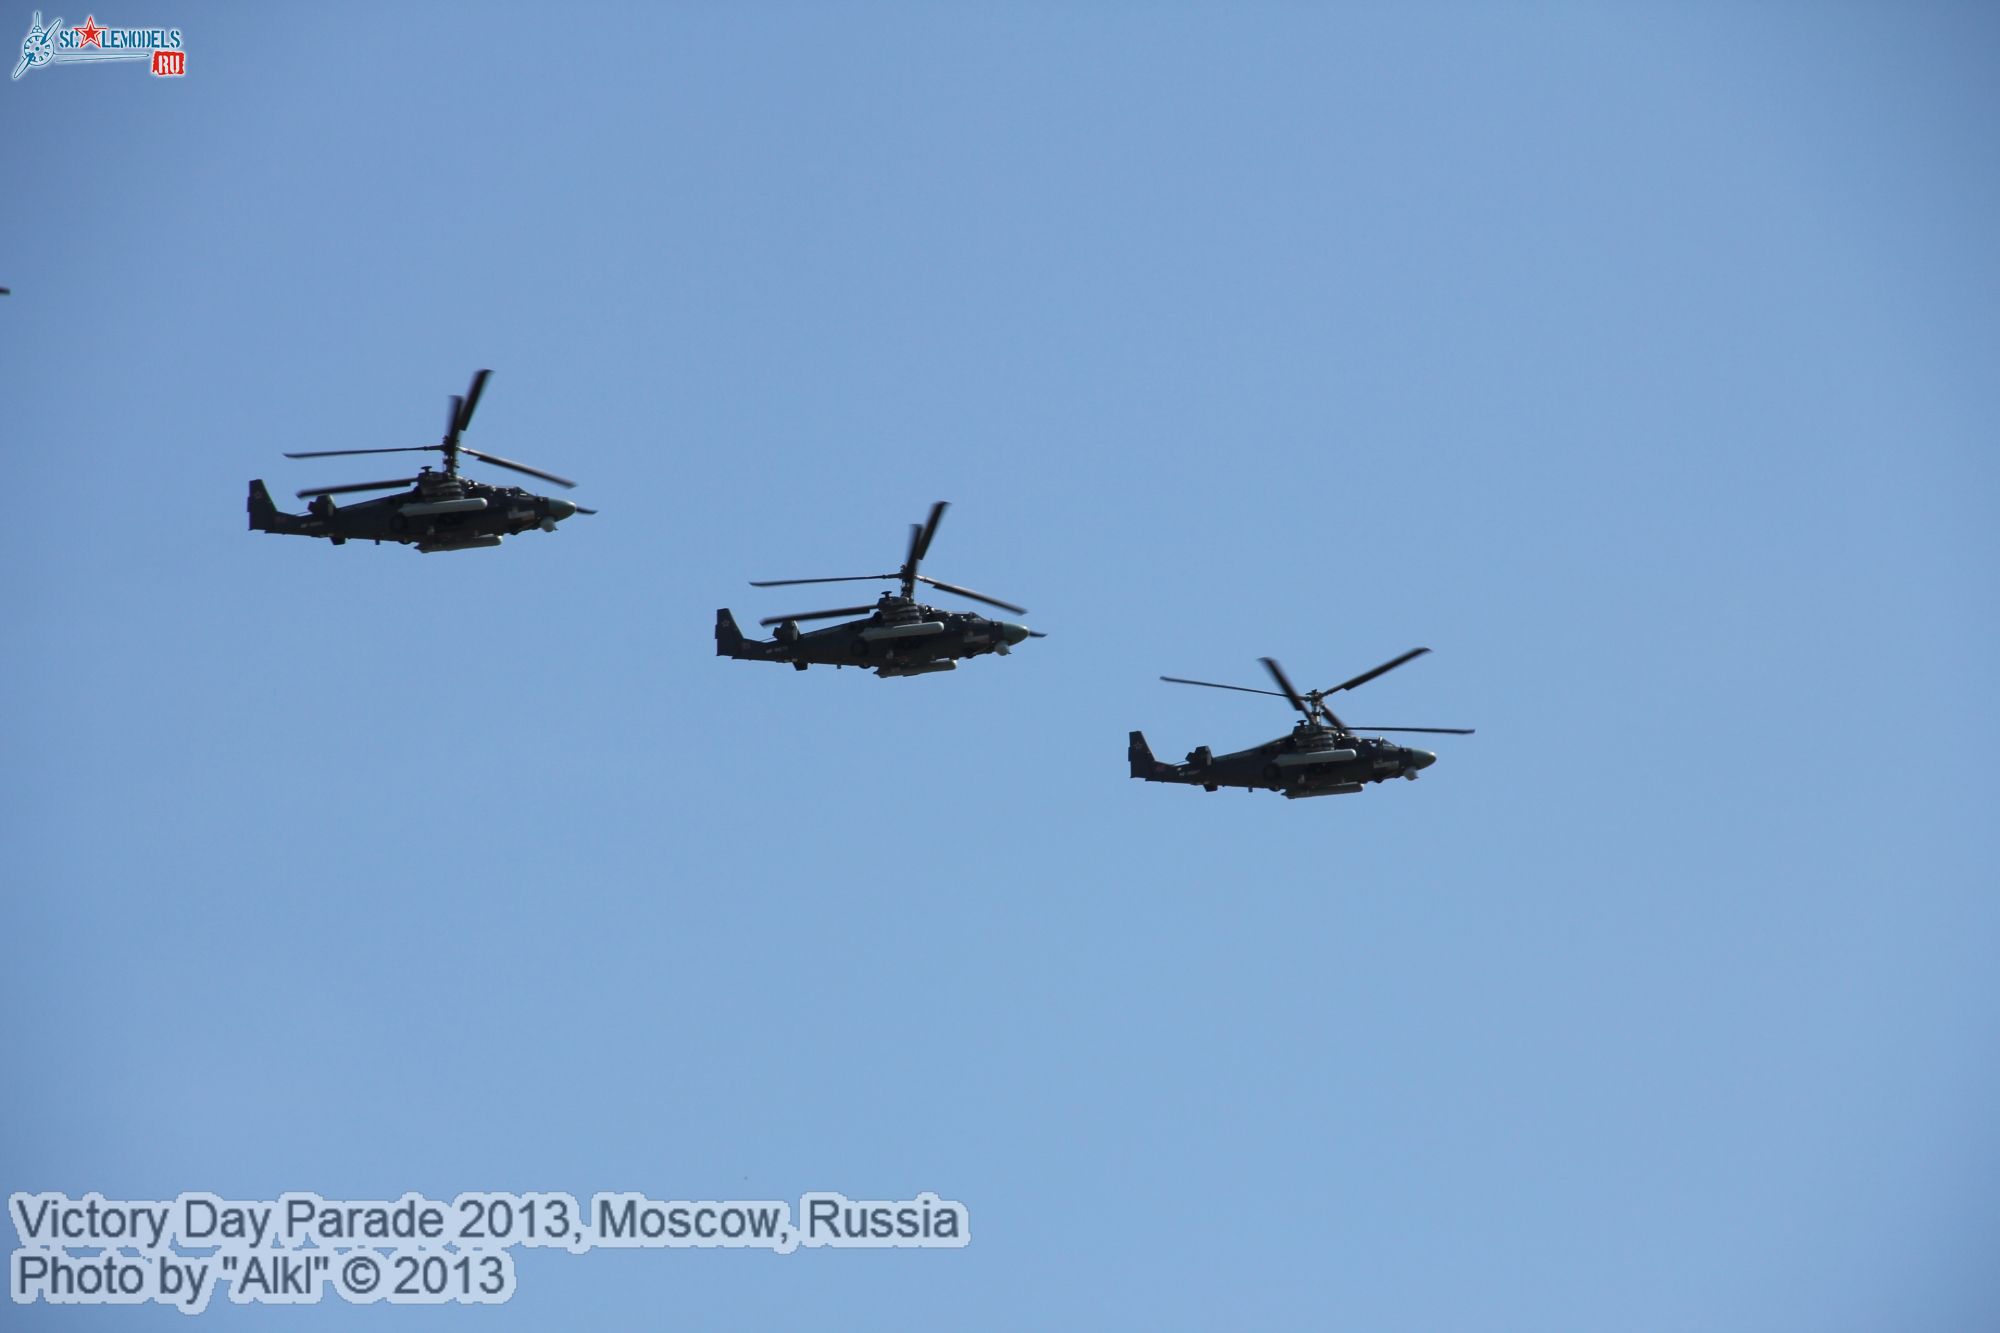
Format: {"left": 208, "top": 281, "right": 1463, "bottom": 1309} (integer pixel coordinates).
{"left": 1345, "top": 726, "right": 1476, "bottom": 735}
{"left": 573, "top": 507, "right": 598, "bottom": 515}
{"left": 1259, "top": 658, "right": 1312, "bottom": 716}
{"left": 1326, "top": 647, "right": 1430, "bottom": 695}
{"left": 758, "top": 605, "right": 875, "bottom": 627}
{"left": 458, "top": 369, "right": 491, "bottom": 435}
{"left": 1025, "top": 631, "right": 1048, "bottom": 638}
{"left": 283, "top": 446, "right": 438, "bottom": 459}
{"left": 461, "top": 448, "right": 575, "bottom": 488}
{"left": 444, "top": 394, "right": 463, "bottom": 446}
{"left": 1160, "top": 676, "right": 1291, "bottom": 698}
{"left": 296, "top": 477, "right": 418, "bottom": 498}
{"left": 912, "top": 501, "right": 947, "bottom": 564}
{"left": 914, "top": 575, "right": 1025, "bottom": 615}
{"left": 748, "top": 574, "right": 897, "bottom": 588}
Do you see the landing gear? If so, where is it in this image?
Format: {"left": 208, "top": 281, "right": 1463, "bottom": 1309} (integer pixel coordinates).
{"left": 792, "top": 661, "right": 808, "bottom": 672}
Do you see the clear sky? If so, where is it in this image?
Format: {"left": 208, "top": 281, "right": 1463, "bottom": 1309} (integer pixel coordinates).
{"left": 4, "top": 3, "right": 1996, "bottom": 1328}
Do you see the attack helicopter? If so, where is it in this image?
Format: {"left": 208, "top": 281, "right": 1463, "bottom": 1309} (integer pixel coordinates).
{"left": 246, "top": 370, "right": 592, "bottom": 553}
{"left": 717, "top": 501, "right": 1044, "bottom": 678}
{"left": 1130, "top": 649, "right": 1473, "bottom": 798}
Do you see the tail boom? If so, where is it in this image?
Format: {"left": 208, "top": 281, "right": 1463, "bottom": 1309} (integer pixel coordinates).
{"left": 1129, "top": 730, "right": 1183, "bottom": 782}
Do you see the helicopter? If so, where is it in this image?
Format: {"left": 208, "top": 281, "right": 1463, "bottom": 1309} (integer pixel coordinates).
{"left": 246, "top": 370, "right": 593, "bottom": 553}
{"left": 1129, "top": 649, "right": 1473, "bottom": 798}
{"left": 717, "top": 501, "right": 1044, "bottom": 678}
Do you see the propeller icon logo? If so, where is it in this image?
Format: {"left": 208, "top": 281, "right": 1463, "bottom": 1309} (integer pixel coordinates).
{"left": 13, "top": 11, "right": 63, "bottom": 80}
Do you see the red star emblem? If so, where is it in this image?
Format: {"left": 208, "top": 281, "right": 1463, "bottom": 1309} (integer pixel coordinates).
{"left": 76, "top": 16, "right": 105, "bottom": 48}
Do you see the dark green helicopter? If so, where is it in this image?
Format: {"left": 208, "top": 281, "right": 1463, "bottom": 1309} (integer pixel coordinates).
{"left": 717, "top": 501, "right": 1044, "bottom": 678}
{"left": 1130, "top": 650, "right": 1473, "bottom": 798}
{"left": 247, "top": 370, "right": 592, "bottom": 553}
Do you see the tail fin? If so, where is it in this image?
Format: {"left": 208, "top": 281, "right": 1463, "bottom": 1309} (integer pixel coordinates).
{"left": 715, "top": 608, "right": 746, "bottom": 656}
{"left": 247, "top": 479, "right": 282, "bottom": 531}
{"left": 1128, "top": 730, "right": 1157, "bottom": 779}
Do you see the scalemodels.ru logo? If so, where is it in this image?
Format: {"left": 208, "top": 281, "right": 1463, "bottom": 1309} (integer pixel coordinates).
{"left": 12, "top": 11, "right": 184, "bottom": 80}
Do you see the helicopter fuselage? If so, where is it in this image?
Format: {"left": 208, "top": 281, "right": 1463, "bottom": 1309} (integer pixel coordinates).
{"left": 716, "top": 602, "right": 1032, "bottom": 677}
{"left": 1128, "top": 723, "right": 1437, "bottom": 798}
{"left": 248, "top": 476, "right": 580, "bottom": 553}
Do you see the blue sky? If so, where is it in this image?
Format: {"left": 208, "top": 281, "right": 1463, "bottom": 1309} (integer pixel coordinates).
{"left": 3, "top": 3, "right": 1996, "bottom": 1328}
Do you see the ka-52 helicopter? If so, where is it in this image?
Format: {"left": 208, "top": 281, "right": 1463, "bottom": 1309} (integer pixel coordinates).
{"left": 717, "top": 501, "right": 1045, "bottom": 678}
{"left": 1129, "top": 649, "right": 1473, "bottom": 798}
{"left": 246, "top": 370, "right": 593, "bottom": 553}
